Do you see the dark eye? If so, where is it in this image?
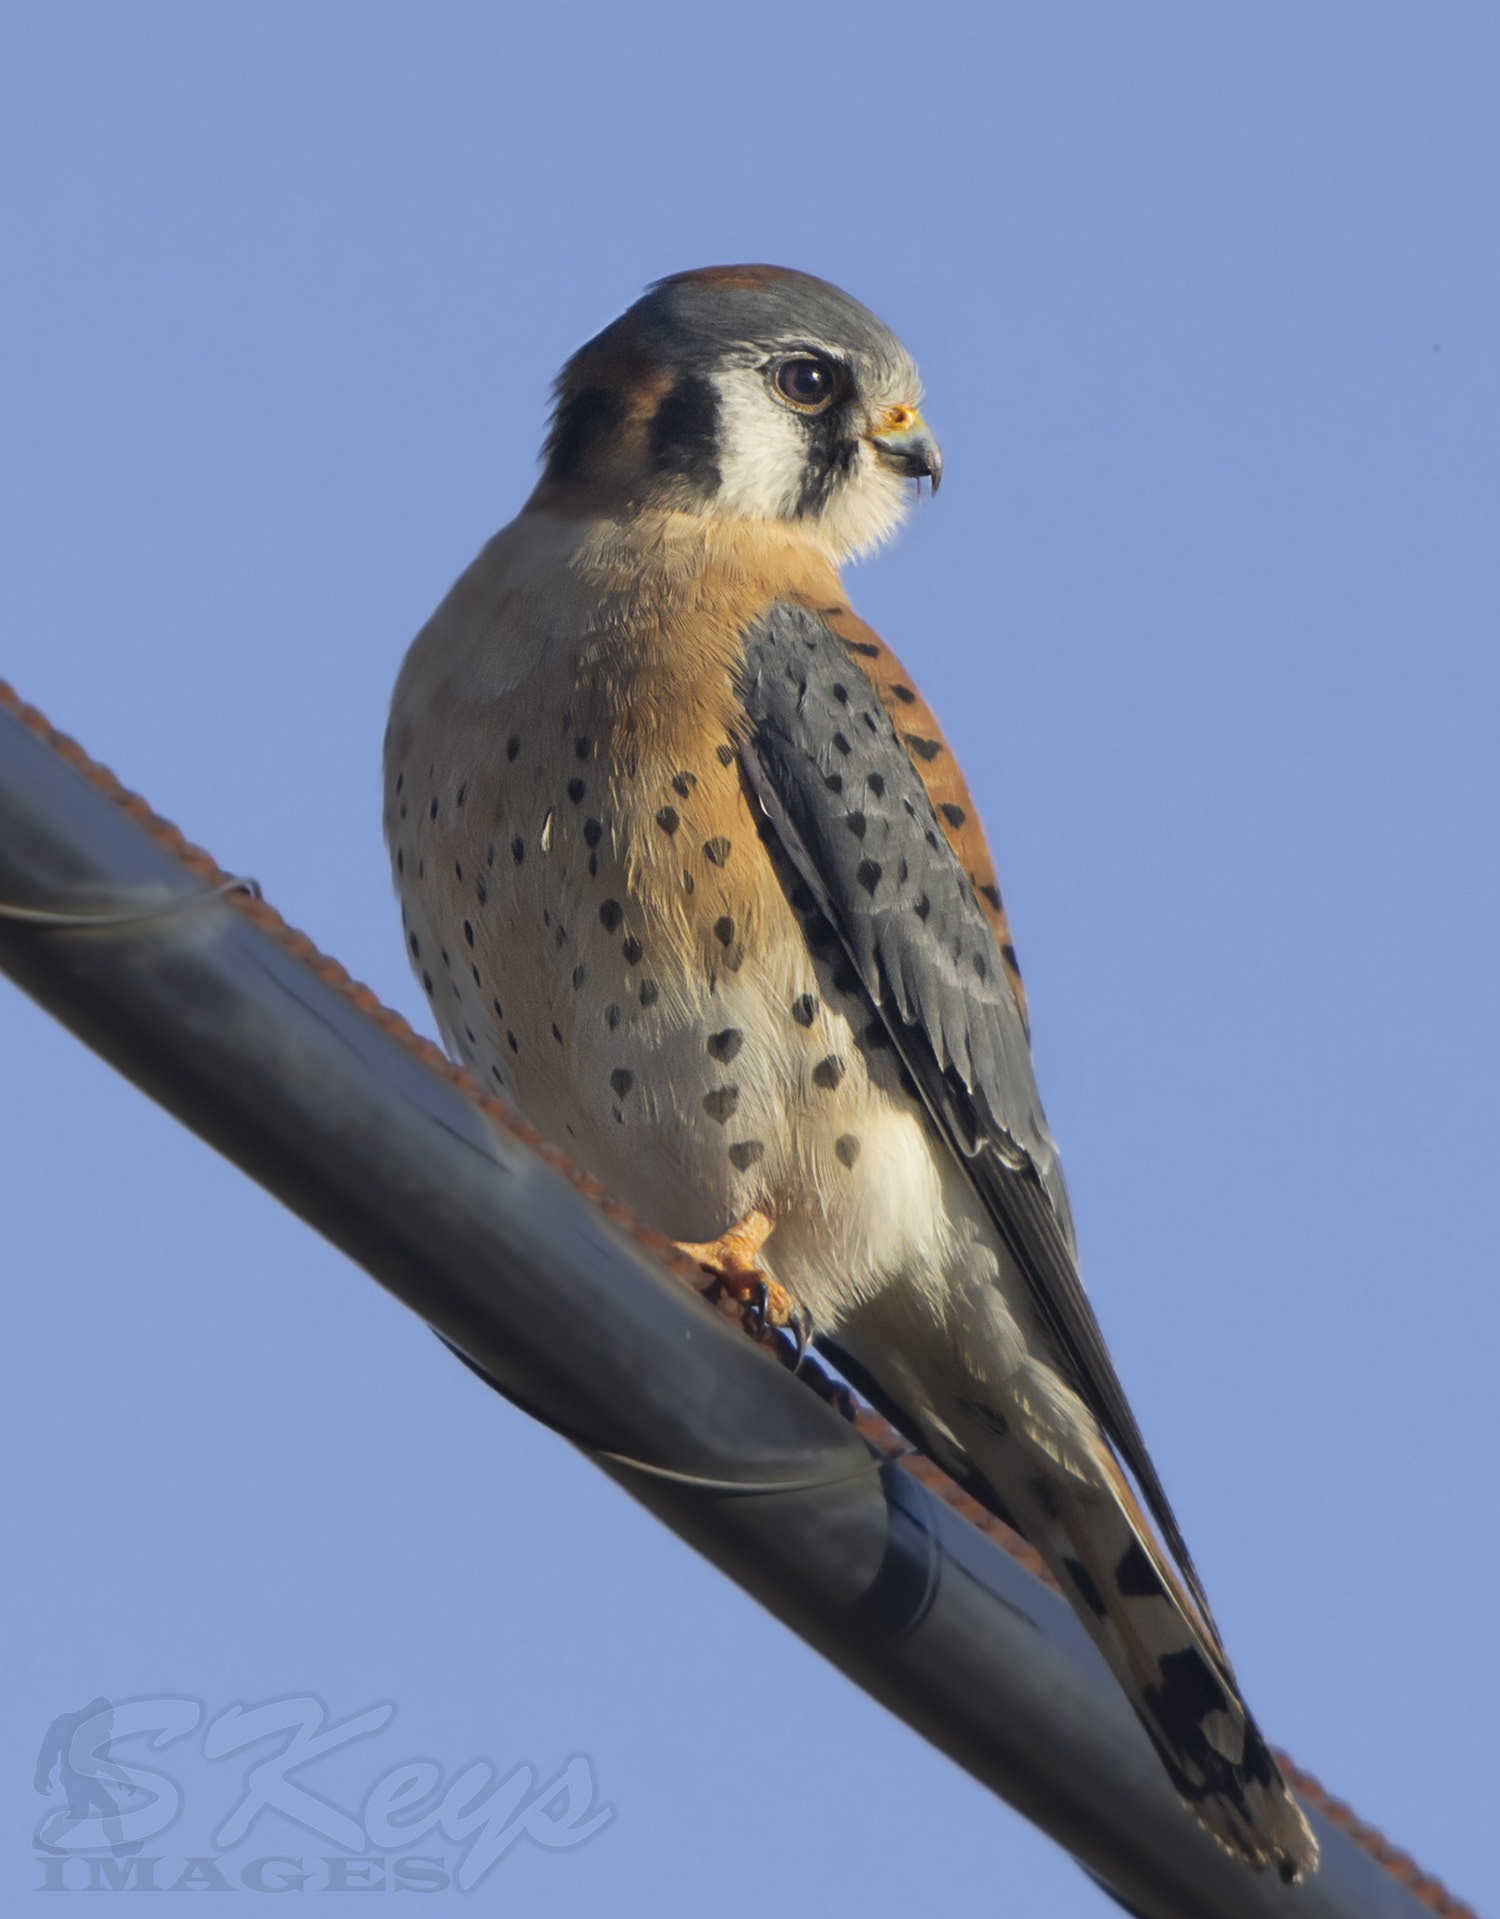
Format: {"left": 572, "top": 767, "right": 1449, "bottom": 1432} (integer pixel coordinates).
{"left": 774, "top": 357, "right": 839, "bottom": 411}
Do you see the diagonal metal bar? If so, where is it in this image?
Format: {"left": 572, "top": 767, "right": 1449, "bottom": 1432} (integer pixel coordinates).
{"left": 0, "top": 687, "right": 1471, "bottom": 1919}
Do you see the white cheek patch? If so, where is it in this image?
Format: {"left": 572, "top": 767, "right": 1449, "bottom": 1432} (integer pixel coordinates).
{"left": 710, "top": 367, "right": 809, "bottom": 521}
{"left": 705, "top": 367, "right": 915, "bottom": 563}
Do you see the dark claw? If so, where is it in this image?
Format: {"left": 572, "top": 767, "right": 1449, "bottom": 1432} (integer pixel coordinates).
{"left": 788, "top": 1301, "right": 814, "bottom": 1372}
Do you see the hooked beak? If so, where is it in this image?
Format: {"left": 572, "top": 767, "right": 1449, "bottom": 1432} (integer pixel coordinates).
{"left": 868, "top": 406, "right": 943, "bottom": 493}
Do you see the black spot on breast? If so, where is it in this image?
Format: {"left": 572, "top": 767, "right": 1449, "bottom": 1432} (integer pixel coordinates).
{"left": 866, "top": 772, "right": 885, "bottom": 797}
{"left": 457, "top": 783, "right": 467, "bottom": 806}
{"left": 831, "top": 682, "right": 848, "bottom": 704}
{"left": 980, "top": 882, "right": 1002, "bottom": 910}
{"left": 703, "top": 1087, "right": 740, "bottom": 1124}
{"left": 463, "top": 921, "right": 475, "bottom": 947}
{"left": 512, "top": 836, "right": 525, "bottom": 863}
{"left": 475, "top": 875, "right": 487, "bottom": 905}
{"left": 554, "top": 923, "right": 567, "bottom": 949}
{"left": 707, "top": 1028, "right": 743, "bottom": 1063}
{"left": 904, "top": 734, "right": 943, "bottom": 762}
{"left": 639, "top": 979, "right": 659, "bottom": 1007}
{"left": 507, "top": 1031, "right": 519, "bottom": 1053}
{"left": 716, "top": 742, "right": 736, "bottom": 766}
{"left": 589, "top": 854, "right": 599, "bottom": 876}
{"left": 1114, "top": 1541, "right": 1165, "bottom": 1600}
{"left": 727, "top": 1141, "right": 764, "bottom": 1171}
{"left": 549, "top": 386, "right": 627, "bottom": 483}
{"left": 682, "top": 870, "right": 694, "bottom": 893}
{"left": 703, "top": 836, "right": 731, "bottom": 866}
{"left": 1064, "top": 1558, "right": 1109, "bottom": 1617}
{"left": 713, "top": 915, "right": 735, "bottom": 946}
{"left": 842, "top": 636, "right": 881, "bottom": 658}
{"left": 939, "top": 801, "right": 967, "bottom": 828}
{"left": 584, "top": 818, "right": 604, "bottom": 848}
{"left": 856, "top": 859, "right": 882, "bottom": 895}
{"left": 572, "top": 964, "right": 587, "bottom": 990}
{"left": 650, "top": 373, "right": 722, "bottom": 491}
{"left": 832, "top": 731, "right": 851, "bottom": 756}
{"left": 812, "top": 1055, "right": 845, "bottom": 1091}
{"left": 507, "top": 737, "right": 521, "bottom": 761}
{"left": 891, "top": 683, "right": 916, "bottom": 703}
{"left": 863, "top": 1019, "right": 890, "bottom": 1048}
{"left": 655, "top": 806, "right": 679, "bottom": 835}
{"left": 1002, "top": 941, "right": 1020, "bottom": 972}
{"left": 396, "top": 848, "right": 404, "bottom": 873}
{"left": 845, "top": 811, "right": 867, "bottom": 839}
{"left": 568, "top": 778, "right": 586, "bottom": 804}
{"left": 791, "top": 993, "right": 818, "bottom": 1026}
{"left": 487, "top": 843, "right": 495, "bottom": 866}
{"left": 429, "top": 796, "right": 439, "bottom": 819}
{"left": 440, "top": 948, "right": 450, "bottom": 968}
{"left": 492, "top": 998, "right": 504, "bottom": 1021}
{"left": 471, "top": 964, "right": 481, "bottom": 986}
{"left": 622, "top": 935, "right": 643, "bottom": 965}
{"left": 399, "top": 801, "right": 408, "bottom": 820}
{"left": 610, "top": 1068, "right": 634, "bottom": 1098}
{"left": 671, "top": 770, "right": 697, "bottom": 798}
{"left": 575, "top": 736, "right": 591, "bottom": 760}
{"left": 605, "top": 1004, "right": 621, "bottom": 1031}
{"left": 552, "top": 1024, "right": 563, "bottom": 1044}
{"left": 395, "top": 771, "right": 404, "bottom": 794}
{"left": 409, "top": 933, "right": 421, "bottom": 959}
{"left": 599, "top": 900, "right": 623, "bottom": 932}
{"left": 454, "top": 860, "right": 463, "bottom": 880}
{"left": 834, "top": 1134, "right": 861, "bottom": 1168}
{"left": 421, "top": 971, "right": 434, "bottom": 996}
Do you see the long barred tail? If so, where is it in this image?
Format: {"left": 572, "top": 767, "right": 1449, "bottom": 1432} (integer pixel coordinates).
{"left": 968, "top": 1426, "right": 1319, "bottom": 1879}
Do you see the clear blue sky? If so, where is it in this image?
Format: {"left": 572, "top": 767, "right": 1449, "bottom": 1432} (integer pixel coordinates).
{"left": 2, "top": 5, "right": 1495, "bottom": 1911}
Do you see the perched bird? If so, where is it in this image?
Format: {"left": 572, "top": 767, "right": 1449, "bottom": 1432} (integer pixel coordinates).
{"left": 384, "top": 265, "right": 1318, "bottom": 1879}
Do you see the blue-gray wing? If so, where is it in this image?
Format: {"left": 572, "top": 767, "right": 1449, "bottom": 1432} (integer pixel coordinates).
{"left": 736, "top": 600, "right": 1207, "bottom": 1613}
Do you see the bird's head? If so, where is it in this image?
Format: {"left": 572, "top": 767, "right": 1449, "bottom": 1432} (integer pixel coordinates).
{"left": 532, "top": 265, "right": 941, "bottom": 562}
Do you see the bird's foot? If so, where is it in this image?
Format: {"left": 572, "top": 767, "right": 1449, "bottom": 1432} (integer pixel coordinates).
{"left": 675, "top": 1208, "right": 806, "bottom": 1348}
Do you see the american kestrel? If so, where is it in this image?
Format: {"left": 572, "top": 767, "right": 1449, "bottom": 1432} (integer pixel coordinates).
{"left": 383, "top": 265, "right": 1318, "bottom": 1879}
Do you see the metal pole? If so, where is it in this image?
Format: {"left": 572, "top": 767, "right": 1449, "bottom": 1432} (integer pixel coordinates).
{"left": 0, "top": 691, "right": 1460, "bottom": 1919}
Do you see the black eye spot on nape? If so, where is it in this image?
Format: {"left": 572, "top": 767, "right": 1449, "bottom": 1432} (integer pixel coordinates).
{"left": 548, "top": 386, "right": 626, "bottom": 483}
